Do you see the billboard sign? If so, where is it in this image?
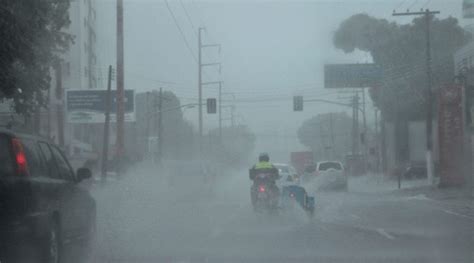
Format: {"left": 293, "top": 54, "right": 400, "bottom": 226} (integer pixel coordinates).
{"left": 438, "top": 84, "right": 465, "bottom": 187}
{"left": 464, "top": 0, "right": 474, "bottom": 18}
{"left": 66, "top": 90, "right": 135, "bottom": 123}
{"left": 324, "top": 63, "right": 383, "bottom": 88}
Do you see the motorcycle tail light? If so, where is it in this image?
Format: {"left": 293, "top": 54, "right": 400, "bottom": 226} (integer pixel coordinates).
{"left": 258, "top": 185, "right": 266, "bottom": 192}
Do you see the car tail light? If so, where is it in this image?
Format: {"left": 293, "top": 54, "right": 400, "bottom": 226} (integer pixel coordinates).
{"left": 258, "top": 185, "right": 266, "bottom": 192}
{"left": 11, "top": 138, "right": 29, "bottom": 176}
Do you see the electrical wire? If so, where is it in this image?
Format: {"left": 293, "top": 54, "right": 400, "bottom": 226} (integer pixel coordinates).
{"left": 164, "top": 0, "right": 198, "bottom": 64}
{"left": 422, "top": 0, "right": 432, "bottom": 9}
{"left": 408, "top": 0, "right": 420, "bottom": 10}
{"left": 394, "top": 0, "right": 408, "bottom": 11}
{"left": 179, "top": 0, "right": 197, "bottom": 37}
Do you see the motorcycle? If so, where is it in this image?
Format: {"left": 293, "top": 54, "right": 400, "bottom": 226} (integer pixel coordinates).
{"left": 252, "top": 173, "right": 279, "bottom": 213}
{"left": 281, "top": 185, "right": 315, "bottom": 218}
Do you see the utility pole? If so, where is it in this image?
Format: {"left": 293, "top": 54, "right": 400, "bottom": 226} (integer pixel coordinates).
{"left": 101, "top": 65, "right": 113, "bottom": 184}
{"left": 362, "top": 89, "right": 368, "bottom": 172}
{"left": 231, "top": 106, "right": 235, "bottom": 127}
{"left": 158, "top": 88, "right": 163, "bottom": 164}
{"left": 198, "top": 27, "right": 221, "bottom": 147}
{"left": 55, "top": 62, "right": 64, "bottom": 147}
{"left": 218, "top": 81, "right": 222, "bottom": 140}
{"left": 393, "top": 8, "right": 440, "bottom": 185}
{"left": 352, "top": 94, "right": 360, "bottom": 156}
{"left": 375, "top": 109, "right": 380, "bottom": 173}
{"left": 319, "top": 120, "right": 328, "bottom": 159}
{"left": 47, "top": 88, "right": 51, "bottom": 139}
{"left": 198, "top": 27, "right": 203, "bottom": 139}
{"left": 381, "top": 111, "right": 387, "bottom": 176}
{"left": 116, "top": 0, "right": 125, "bottom": 173}
{"left": 153, "top": 92, "right": 158, "bottom": 162}
{"left": 145, "top": 92, "right": 150, "bottom": 154}
{"left": 329, "top": 113, "right": 336, "bottom": 159}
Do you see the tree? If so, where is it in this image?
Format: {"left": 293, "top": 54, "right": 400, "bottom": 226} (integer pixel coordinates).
{"left": 207, "top": 125, "right": 256, "bottom": 168}
{"left": 160, "top": 91, "right": 194, "bottom": 160}
{"left": 333, "top": 14, "right": 471, "bottom": 121}
{"left": 297, "top": 113, "right": 353, "bottom": 160}
{"left": 134, "top": 90, "right": 195, "bottom": 160}
{"left": 0, "top": 0, "right": 72, "bottom": 115}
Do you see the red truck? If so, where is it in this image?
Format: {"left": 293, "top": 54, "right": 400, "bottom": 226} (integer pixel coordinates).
{"left": 290, "top": 151, "right": 314, "bottom": 176}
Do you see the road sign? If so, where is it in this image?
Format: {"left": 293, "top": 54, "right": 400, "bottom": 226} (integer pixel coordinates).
{"left": 66, "top": 90, "right": 135, "bottom": 123}
{"left": 207, "top": 98, "right": 217, "bottom": 114}
{"left": 324, "top": 63, "right": 383, "bottom": 88}
{"left": 293, "top": 96, "right": 303, "bottom": 111}
{"left": 464, "top": 0, "right": 474, "bottom": 18}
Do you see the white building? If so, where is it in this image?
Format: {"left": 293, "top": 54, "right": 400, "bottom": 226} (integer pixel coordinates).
{"left": 44, "top": 0, "right": 98, "bottom": 156}
{"left": 62, "top": 0, "right": 98, "bottom": 91}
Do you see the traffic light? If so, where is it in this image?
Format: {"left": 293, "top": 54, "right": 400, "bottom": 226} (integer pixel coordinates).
{"left": 207, "top": 98, "right": 217, "bottom": 114}
{"left": 293, "top": 96, "right": 303, "bottom": 111}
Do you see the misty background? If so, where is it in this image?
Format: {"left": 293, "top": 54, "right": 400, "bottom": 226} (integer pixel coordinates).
{"left": 94, "top": 0, "right": 464, "bottom": 162}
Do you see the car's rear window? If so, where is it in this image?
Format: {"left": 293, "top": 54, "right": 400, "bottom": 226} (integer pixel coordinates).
{"left": 21, "top": 138, "right": 46, "bottom": 177}
{"left": 318, "top": 162, "right": 342, "bottom": 171}
{"left": 275, "top": 165, "right": 289, "bottom": 174}
{"left": 0, "top": 134, "right": 14, "bottom": 176}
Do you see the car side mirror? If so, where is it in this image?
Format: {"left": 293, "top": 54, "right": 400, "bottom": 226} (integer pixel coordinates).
{"left": 77, "top": 168, "right": 92, "bottom": 182}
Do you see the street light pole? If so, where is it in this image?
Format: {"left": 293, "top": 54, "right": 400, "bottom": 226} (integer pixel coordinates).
{"left": 158, "top": 88, "right": 163, "bottom": 164}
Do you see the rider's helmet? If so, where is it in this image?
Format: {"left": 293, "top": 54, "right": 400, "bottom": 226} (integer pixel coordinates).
{"left": 258, "top": 152, "right": 270, "bottom": 162}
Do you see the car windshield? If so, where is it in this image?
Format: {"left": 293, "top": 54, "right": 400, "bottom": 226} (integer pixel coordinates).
{"left": 318, "top": 162, "right": 343, "bottom": 171}
{"left": 1, "top": 0, "right": 473, "bottom": 262}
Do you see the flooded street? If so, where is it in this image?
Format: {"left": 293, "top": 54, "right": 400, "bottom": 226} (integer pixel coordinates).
{"left": 91, "top": 165, "right": 473, "bottom": 263}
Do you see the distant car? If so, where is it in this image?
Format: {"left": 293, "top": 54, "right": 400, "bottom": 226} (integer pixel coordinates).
{"left": 403, "top": 163, "right": 427, "bottom": 179}
{"left": 0, "top": 129, "right": 96, "bottom": 263}
{"left": 273, "top": 163, "right": 299, "bottom": 185}
{"left": 314, "top": 161, "right": 348, "bottom": 191}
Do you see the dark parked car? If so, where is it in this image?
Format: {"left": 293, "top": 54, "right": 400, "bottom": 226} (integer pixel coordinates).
{"left": 0, "top": 129, "right": 96, "bottom": 263}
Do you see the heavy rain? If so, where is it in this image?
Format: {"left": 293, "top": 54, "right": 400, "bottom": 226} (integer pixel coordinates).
{"left": 0, "top": 0, "right": 473, "bottom": 263}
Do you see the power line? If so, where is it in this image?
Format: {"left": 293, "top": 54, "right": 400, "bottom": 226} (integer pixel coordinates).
{"left": 408, "top": 0, "right": 420, "bottom": 10}
{"left": 422, "top": 0, "right": 432, "bottom": 9}
{"left": 164, "top": 0, "right": 198, "bottom": 64}
{"left": 394, "top": 0, "right": 408, "bottom": 11}
{"left": 179, "top": 0, "right": 197, "bottom": 36}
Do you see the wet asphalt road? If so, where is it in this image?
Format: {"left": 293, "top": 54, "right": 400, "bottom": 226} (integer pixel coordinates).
{"left": 90, "top": 168, "right": 473, "bottom": 263}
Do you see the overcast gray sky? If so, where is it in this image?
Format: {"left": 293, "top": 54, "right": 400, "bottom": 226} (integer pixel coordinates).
{"left": 95, "top": 0, "right": 464, "bottom": 161}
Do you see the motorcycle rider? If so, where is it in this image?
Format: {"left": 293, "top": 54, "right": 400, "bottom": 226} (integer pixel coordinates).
{"left": 249, "top": 153, "right": 280, "bottom": 209}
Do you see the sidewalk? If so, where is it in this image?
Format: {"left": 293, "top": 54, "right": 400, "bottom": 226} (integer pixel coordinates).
{"left": 397, "top": 184, "right": 473, "bottom": 201}
{"left": 349, "top": 173, "right": 430, "bottom": 193}
{"left": 349, "top": 174, "right": 473, "bottom": 219}
{"left": 396, "top": 183, "right": 474, "bottom": 220}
